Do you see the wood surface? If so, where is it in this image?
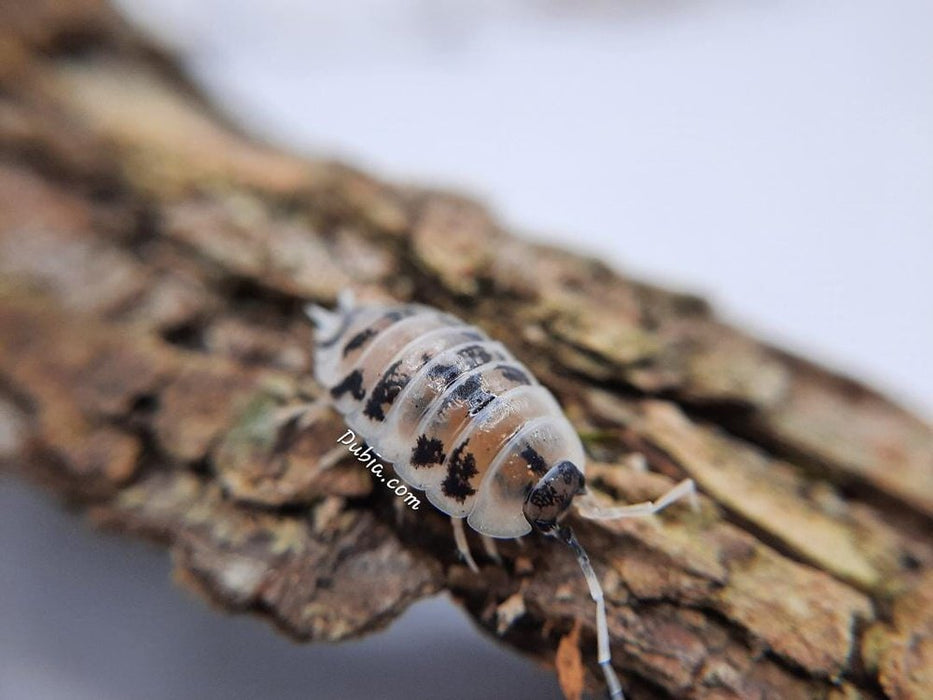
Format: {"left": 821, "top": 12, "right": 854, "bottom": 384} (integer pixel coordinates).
{"left": 1, "top": 3, "right": 931, "bottom": 698}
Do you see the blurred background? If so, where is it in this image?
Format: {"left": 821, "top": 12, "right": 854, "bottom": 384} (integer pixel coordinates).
{"left": 2, "top": 1, "right": 931, "bottom": 699}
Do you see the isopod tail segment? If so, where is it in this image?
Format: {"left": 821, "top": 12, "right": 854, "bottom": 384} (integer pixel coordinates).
{"left": 523, "top": 460, "right": 698, "bottom": 700}
{"left": 305, "top": 289, "right": 356, "bottom": 347}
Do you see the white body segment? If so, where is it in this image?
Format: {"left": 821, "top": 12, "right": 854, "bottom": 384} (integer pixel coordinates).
{"left": 309, "top": 296, "right": 586, "bottom": 538}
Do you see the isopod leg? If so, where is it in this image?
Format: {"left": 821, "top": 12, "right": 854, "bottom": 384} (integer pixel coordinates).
{"left": 451, "top": 517, "right": 479, "bottom": 573}
{"left": 555, "top": 525, "right": 624, "bottom": 699}
{"left": 274, "top": 395, "right": 331, "bottom": 429}
{"left": 481, "top": 535, "right": 502, "bottom": 565}
{"left": 316, "top": 444, "right": 347, "bottom": 471}
{"left": 575, "top": 478, "right": 698, "bottom": 520}
{"left": 273, "top": 396, "right": 346, "bottom": 469}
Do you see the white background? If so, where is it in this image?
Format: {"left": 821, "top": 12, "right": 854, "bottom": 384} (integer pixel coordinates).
{"left": 116, "top": 0, "right": 933, "bottom": 416}
{"left": 3, "top": 2, "right": 931, "bottom": 699}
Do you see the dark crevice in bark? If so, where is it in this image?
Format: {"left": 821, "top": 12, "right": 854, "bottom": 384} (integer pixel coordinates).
{"left": 686, "top": 402, "right": 933, "bottom": 532}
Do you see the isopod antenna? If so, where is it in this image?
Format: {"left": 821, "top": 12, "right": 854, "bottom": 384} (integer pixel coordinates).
{"left": 555, "top": 524, "right": 624, "bottom": 700}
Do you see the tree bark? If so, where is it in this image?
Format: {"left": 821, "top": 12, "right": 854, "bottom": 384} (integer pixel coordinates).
{"left": 1, "top": 3, "right": 931, "bottom": 698}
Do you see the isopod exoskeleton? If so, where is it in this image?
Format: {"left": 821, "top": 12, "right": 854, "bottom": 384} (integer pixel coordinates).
{"left": 307, "top": 291, "right": 696, "bottom": 700}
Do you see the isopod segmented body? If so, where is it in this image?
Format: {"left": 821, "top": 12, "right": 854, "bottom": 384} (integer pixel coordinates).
{"left": 310, "top": 294, "right": 586, "bottom": 539}
{"left": 307, "top": 292, "right": 696, "bottom": 700}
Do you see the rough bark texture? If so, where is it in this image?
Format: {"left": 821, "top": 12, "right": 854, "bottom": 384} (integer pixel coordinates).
{"left": 1, "top": 3, "right": 931, "bottom": 699}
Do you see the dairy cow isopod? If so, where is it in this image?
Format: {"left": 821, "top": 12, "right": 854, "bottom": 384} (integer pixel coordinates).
{"left": 307, "top": 291, "right": 696, "bottom": 699}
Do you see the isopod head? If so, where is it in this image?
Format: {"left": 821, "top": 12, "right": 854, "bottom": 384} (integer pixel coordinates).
{"left": 522, "top": 460, "right": 586, "bottom": 534}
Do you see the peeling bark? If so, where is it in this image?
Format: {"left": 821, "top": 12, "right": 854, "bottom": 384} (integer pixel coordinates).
{"left": 1, "top": 3, "right": 931, "bottom": 698}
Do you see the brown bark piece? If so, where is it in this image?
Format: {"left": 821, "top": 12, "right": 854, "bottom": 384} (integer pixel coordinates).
{"left": 1, "top": 3, "right": 931, "bottom": 698}
{"left": 863, "top": 572, "right": 933, "bottom": 699}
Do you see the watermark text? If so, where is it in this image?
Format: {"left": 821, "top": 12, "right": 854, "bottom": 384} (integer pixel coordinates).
{"left": 336, "top": 429, "right": 421, "bottom": 510}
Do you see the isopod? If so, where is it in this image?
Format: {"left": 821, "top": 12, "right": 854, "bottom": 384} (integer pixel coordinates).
{"left": 306, "top": 290, "right": 696, "bottom": 699}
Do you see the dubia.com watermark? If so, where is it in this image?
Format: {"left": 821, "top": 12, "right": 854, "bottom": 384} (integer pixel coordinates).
{"left": 336, "top": 429, "right": 421, "bottom": 510}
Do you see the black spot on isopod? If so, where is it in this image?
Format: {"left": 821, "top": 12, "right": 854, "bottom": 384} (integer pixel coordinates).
{"left": 384, "top": 308, "right": 417, "bottom": 323}
{"left": 426, "top": 344, "right": 505, "bottom": 390}
{"left": 427, "top": 362, "right": 459, "bottom": 384}
{"left": 460, "top": 375, "right": 483, "bottom": 401}
{"left": 468, "top": 393, "right": 496, "bottom": 416}
{"left": 363, "top": 359, "right": 409, "bottom": 421}
{"left": 456, "top": 344, "right": 496, "bottom": 367}
{"left": 442, "top": 440, "right": 478, "bottom": 503}
{"left": 330, "top": 370, "right": 366, "bottom": 401}
{"left": 498, "top": 364, "right": 531, "bottom": 385}
{"left": 520, "top": 445, "right": 549, "bottom": 476}
{"left": 342, "top": 327, "right": 378, "bottom": 356}
{"left": 442, "top": 373, "right": 497, "bottom": 416}
{"left": 442, "top": 374, "right": 480, "bottom": 410}
{"left": 411, "top": 434, "right": 446, "bottom": 467}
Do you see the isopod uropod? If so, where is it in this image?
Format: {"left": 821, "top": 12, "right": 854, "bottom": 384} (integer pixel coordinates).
{"left": 306, "top": 291, "right": 696, "bottom": 700}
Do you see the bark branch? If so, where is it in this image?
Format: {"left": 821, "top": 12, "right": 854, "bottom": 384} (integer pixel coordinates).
{"left": 1, "top": 3, "right": 931, "bottom": 698}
